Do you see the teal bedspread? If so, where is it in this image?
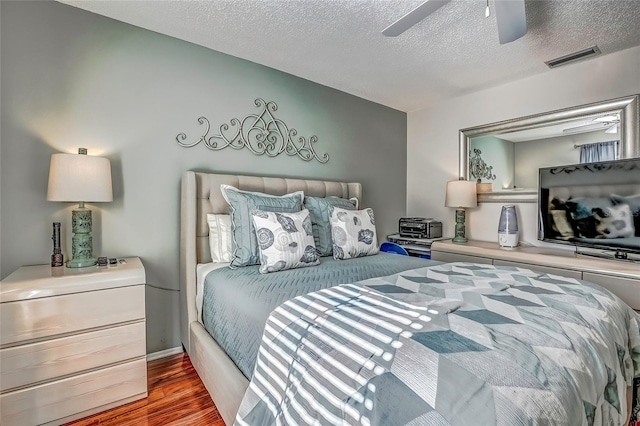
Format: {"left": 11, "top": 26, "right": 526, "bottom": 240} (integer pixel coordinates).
{"left": 202, "top": 253, "right": 438, "bottom": 378}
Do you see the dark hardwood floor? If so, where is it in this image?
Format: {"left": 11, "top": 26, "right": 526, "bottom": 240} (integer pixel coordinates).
{"left": 67, "top": 353, "right": 225, "bottom": 426}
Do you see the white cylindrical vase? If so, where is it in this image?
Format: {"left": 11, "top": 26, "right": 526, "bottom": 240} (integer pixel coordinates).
{"left": 498, "top": 205, "right": 519, "bottom": 248}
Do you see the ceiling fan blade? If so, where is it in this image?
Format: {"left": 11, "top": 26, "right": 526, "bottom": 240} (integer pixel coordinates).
{"left": 563, "top": 122, "right": 611, "bottom": 134}
{"left": 382, "top": 0, "right": 451, "bottom": 37}
{"left": 605, "top": 123, "right": 619, "bottom": 134}
{"left": 494, "top": 0, "right": 527, "bottom": 44}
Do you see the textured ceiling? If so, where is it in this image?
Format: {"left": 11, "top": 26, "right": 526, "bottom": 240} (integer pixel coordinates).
{"left": 59, "top": 0, "right": 640, "bottom": 112}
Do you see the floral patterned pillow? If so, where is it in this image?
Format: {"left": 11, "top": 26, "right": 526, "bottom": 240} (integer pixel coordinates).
{"left": 251, "top": 209, "right": 320, "bottom": 274}
{"left": 330, "top": 207, "right": 379, "bottom": 260}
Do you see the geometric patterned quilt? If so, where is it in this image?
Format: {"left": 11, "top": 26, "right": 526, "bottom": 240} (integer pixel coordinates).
{"left": 235, "top": 263, "right": 640, "bottom": 426}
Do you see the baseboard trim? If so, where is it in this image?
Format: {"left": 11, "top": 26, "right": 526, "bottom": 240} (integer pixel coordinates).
{"left": 146, "top": 346, "right": 184, "bottom": 362}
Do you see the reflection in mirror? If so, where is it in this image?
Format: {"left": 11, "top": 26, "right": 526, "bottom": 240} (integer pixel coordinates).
{"left": 459, "top": 95, "right": 639, "bottom": 203}
{"left": 470, "top": 113, "right": 621, "bottom": 190}
{"left": 469, "top": 136, "right": 514, "bottom": 190}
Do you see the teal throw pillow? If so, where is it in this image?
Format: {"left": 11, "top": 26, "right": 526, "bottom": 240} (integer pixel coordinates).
{"left": 221, "top": 185, "right": 304, "bottom": 267}
{"left": 304, "top": 196, "right": 358, "bottom": 256}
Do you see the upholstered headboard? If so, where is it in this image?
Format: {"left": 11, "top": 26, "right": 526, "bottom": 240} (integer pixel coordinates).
{"left": 179, "top": 171, "right": 362, "bottom": 351}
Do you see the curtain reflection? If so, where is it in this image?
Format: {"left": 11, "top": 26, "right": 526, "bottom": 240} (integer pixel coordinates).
{"left": 579, "top": 141, "right": 619, "bottom": 163}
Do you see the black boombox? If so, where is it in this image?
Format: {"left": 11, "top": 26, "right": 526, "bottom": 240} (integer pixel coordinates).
{"left": 399, "top": 217, "right": 442, "bottom": 239}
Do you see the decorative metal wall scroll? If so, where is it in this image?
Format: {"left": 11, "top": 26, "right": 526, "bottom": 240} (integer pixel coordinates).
{"left": 176, "top": 98, "right": 329, "bottom": 163}
{"left": 469, "top": 148, "right": 496, "bottom": 181}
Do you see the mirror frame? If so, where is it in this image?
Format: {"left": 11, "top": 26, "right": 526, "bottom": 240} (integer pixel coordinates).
{"left": 459, "top": 94, "right": 639, "bottom": 203}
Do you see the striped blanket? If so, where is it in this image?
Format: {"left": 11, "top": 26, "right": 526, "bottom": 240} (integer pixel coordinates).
{"left": 235, "top": 263, "right": 640, "bottom": 426}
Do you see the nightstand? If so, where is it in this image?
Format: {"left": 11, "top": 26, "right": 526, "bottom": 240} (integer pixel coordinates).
{"left": 0, "top": 258, "right": 148, "bottom": 426}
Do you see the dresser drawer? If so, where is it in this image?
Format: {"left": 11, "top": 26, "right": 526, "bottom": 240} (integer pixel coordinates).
{"left": 1, "top": 321, "right": 145, "bottom": 391}
{"left": 1, "top": 285, "right": 144, "bottom": 347}
{"left": 431, "top": 251, "right": 492, "bottom": 265}
{"left": 582, "top": 272, "right": 640, "bottom": 311}
{"left": 493, "top": 260, "right": 583, "bottom": 280}
{"left": 0, "top": 358, "right": 147, "bottom": 426}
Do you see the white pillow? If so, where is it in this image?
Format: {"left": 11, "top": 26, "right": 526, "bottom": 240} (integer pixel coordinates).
{"left": 251, "top": 209, "right": 319, "bottom": 274}
{"left": 207, "top": 214, "right": 233, "bottom": 263}
{"left": 330, "top": 207, "right": 379, "bottom": 260}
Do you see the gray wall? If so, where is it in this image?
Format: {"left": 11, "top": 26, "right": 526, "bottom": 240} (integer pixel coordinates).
{"left": 514, "top": 130, "right": 615, "bottom": 188}
{"left": 0, "top": 1, "right": 408, "bottom": 354}
{"left": 407, "top": 44, "right": 640, "bottom": 245}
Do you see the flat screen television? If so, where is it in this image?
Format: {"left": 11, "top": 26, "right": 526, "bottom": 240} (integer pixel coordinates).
{"left": 538, "top": 157, "right": 640, "bottom": 259}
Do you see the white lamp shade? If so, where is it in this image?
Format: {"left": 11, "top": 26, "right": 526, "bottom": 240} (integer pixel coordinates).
{"left": 47, "top": 152, "right": 113, "bottom": 202}
{"left": 445, "top": 180, "right": 477, "bottom": 208}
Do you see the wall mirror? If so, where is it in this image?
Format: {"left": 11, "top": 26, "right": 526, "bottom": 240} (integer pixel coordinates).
{"left": 459, "top": 94, "right": 639, "bottom": 203}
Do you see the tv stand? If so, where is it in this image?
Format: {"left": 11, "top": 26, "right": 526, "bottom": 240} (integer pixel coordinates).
{"left": 575, "top": 247, "right": 640, "bottom": 263}
{"left": 431, "top": 240, "right": 640, "bottom": 311}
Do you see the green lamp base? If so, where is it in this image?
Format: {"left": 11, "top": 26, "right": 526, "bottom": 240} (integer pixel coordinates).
{"left": 67, "top": 257, "right": 97, "bottom": 268}
{"left": 67, "top": 205, "right": 98, "bottom": 268}
{"left": 452, "top": 208, "right": 468, "bottom": 244}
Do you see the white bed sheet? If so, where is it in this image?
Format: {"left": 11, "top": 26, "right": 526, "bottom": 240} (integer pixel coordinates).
{"left": 196, "top": 262, "right": 230, "bottom": 323}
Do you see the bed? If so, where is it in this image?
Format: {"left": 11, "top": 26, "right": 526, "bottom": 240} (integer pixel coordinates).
{"left": 180, "top": 171, "right": 385, "bottom": 423}
{"left": 180, "top": 171, "right": 640, "bottom": 426}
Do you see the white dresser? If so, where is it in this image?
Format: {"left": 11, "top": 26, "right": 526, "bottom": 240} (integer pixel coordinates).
{"left": 431, "top": 240, "right": 640, "bottom": 311}
{"left": 0, "top": 258, "right": 148, "bottom": 426}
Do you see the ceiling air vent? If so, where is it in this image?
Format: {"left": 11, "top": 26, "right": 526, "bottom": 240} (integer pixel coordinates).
{"left": 545, "top": 46, "right": 601, "bottom": 69}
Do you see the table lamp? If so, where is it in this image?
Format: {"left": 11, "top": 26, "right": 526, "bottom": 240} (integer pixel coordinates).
{"left": 47, "top": 148, "right": 113, "bottom": 267}
{"left": 445, "top": 178, "right": 477, "bottom": 244}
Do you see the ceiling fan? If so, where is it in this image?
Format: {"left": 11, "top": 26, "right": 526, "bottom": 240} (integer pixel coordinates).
{"left": 382, "top": 0, "right": 527, "bottom": 45}
{"left": 562, "top": 114, "right": 621, "bottom": 135}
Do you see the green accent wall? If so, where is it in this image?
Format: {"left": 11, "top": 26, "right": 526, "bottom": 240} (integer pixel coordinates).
{"left": 0, "top": 1, "right": 408, "bottom": 354}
